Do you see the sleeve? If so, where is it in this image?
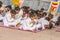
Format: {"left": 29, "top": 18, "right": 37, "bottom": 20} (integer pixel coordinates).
{"left": 41, "top": 22, "right": 45, "bottom": 29}
{"left": 19, "top": 9, "right": 23, "bottom": 17}
{"left": 25, "top": 20, "right": 33, "bottom": 27}
{"left": 8, "top": 18, "right": 20, "bottom": 26}
{"left": 0, "top": 16, "right": 4, "bottom": 20}
{"left": 40, "top": 20, "right": 45, "bottom": 29}
{"left": 6, "top": 13, "right": 14, "bottom": 22}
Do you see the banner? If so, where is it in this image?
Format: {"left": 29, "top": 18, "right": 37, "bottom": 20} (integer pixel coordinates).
{"left": 50, "top": 2, "right": 59, "bottom": 15}
{"left": 12, "top": 0, "right": 24, "bottom": 6}
{"left": 20, "top": 0, "right": 24, "bottom": 7}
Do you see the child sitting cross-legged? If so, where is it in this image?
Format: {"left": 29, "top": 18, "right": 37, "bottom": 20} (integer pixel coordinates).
{"left": 3, "top": 10, "right": 20, "bottom": 27}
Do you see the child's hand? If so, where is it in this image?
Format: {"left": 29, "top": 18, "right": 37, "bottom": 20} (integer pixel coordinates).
{"left": 16, "top": 23, "right": 22, "bottom": 27}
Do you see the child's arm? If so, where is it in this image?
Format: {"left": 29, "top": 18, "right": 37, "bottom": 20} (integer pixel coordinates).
{"left": 19, "top": 9, "right": 23, "bottom": 18}
{"left": 8, "top": 18, "right": 20, "bottom": 26}
{"left": 6, "top": 15, "right": 14, "bottom": 22}
{"left": 6, "top": 17, "right": 14, "bottom": 22}
{"left": 25, "top": 20, "right": 34, "bottom": 27}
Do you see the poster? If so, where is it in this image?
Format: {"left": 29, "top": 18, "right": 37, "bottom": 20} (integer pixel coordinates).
{"left": 12, "top": 0, "right": 24, "bottom": 6}
{"left": 50, "top": 2, "right": 59, "bottom": 15}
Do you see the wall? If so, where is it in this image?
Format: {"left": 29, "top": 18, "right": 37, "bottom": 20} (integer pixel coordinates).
{"left": 0, "top": 0, "right": 12, "bottom": 5}
{"left": 22, "top": 0, "right": 51, "bottom": 11}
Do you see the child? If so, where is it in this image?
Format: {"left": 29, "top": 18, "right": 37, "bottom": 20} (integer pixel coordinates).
{"left": 5, "top": 5, "right": 12, "bottom": 12}
{"left": 46, "top": 14, "right": 55, "bottom": 29}
{"left": 40, "top": 17, "right": 49, "bottom": 29}
{"left": 38, "top": 14, "right": 49, "bottom": 29}
{"left": 3, "top": 10, "right": 20, "bottom": 27}
{"left": 56, "top": 16, "right": 60, "bottom": 26}
{"left": 4, "top": 5, "right": 12, "bottom": 18}
{"left": 42, "top": 12, "right": 47, "bottom": 17}
{"left": 39, "top": 8, "right": 45, "bottom": 16}
{"left": 35, "top": 14, "right": 43, "bottom": 30}
{"left": 0, "top": 7, "right": 4, "bottom": 22}
{"left": 19, "top": 14, "right": 37, "bottom": 31}
{"left": 17, "top": 11, "right": 28, "bottom": 27}
{"left": 15, "top": 6, "right": 23, "bottom": 19}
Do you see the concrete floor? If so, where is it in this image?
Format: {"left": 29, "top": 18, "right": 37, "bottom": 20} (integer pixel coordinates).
{"left": 0, "top": 27, "right": 60, "bottom": 40}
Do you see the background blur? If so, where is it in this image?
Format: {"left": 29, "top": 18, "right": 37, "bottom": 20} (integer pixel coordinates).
{"left": 0, "top": 0, "right": 60, "bottom": 13}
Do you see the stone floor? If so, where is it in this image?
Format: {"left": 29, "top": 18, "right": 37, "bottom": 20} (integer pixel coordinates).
{"left": 0, "top": 27, "right": 60, "bottom": 40}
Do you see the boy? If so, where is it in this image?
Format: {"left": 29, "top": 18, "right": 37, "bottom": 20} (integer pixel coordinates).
{"left": 19, "top": 14, "right": 37, "bottom": 31}
{"left": 16, "top": 11, "right": 28, "bottom": 27}
{"left": 0, "top": 7, "right": 4, "bottom": 22}
{"left": 15, "top": 6, "right": 23, "bottom": 19}
{"left": 34, "top": 14, "right": 42, "bottom": 30}
{"left": 37, "top": 14, "right": 49, "bottom": 29}
{"left": 46, "top": 14, "right": 55, "bottom": 29}
{"left": 5, "top": 5, "right": 12, "bottom": 12}
{"left": 4, "top": 5, "right": 12, "bottom": 18}
{"left": 3, "top": 10, "right": 20, "bottom": 27}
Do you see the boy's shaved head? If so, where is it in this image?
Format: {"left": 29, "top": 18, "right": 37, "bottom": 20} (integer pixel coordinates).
{"left": 15, "top": 6, "right": 20, "bottom": 11}
{"left": 10, "top": 10, "right": 16, "bottom": 15}
{"left": 41, "top": 8, "right": 44, "bottom": 10}
{"left": 5, "top": 5, "right": 12, "bottom": 9}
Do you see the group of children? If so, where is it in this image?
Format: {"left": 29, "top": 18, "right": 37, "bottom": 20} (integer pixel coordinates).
{"left": 0, "top": 1, "right": 60, "bottom": 31}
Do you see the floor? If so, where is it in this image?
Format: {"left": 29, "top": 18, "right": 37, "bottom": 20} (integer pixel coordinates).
{"left": 0, "top": 27, "right": 60, "bottom": 40}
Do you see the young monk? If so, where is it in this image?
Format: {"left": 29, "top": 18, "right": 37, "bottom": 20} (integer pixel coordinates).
{"left": 19, "top": 14, "right": 37, "bottom": 31}
{"left": 15, "top": 6, "right": 23, "bottom": 19}
{"left": 3, "top": 10, "right": 20, "bottom": 27}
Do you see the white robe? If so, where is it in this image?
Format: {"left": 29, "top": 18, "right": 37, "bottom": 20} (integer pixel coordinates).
{"left": 51, "top": 16, "right": 58, "bottom": 23}
{"left": 3, "top": 17, "right": 20, "bottom": 27}
{"left": 19, "top": 16, "right": 27, "bottom": 24}
{"left": 3, "top": 12, "right": 20, "bottom": 27}
{"left": 5, "top": 11, "right": 14, "bottom": 22}
{"left": 19, "top": 18, "right": 37, "bottom": 31}
{"left": 15, "top": 9, "right": 23, "bottom": 19}
{"left": 38, "top": 18, "right": 49, "bottom": 29}
{"left": 0, "top": 14, "right": 4, "bottom": 20}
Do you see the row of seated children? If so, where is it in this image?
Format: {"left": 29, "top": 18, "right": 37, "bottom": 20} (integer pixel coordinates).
{"left": 0, "top": 1, "right": 60, "bottom": 31}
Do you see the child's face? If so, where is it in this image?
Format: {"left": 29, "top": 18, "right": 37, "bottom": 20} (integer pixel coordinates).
{"left": 38, "top": 11, "right": 40, "bottom": 14}
{"left": 31, "top": 17, "right": 34, "bottom": 20}
{"left": 6, "top": 7, "right": 10, "bottom": 11}
{"left": 37, "top": 16, "right": 40, "bottom": 19}
{"left": 15, "top": 10, "right": 19, "bottom": 14}
{"left": 22, "top": 13, "right": 25, "bottom": 18}
{"left": 29, "top": 10, "right": 31, "bottom": 13}
{"left": 0, "top": 10, "right": 4, "bottom": 14}
{"left": 49, "top": 16, "right": 53, "bottom": 19}
{"left": 28, "top": 8, "right": 30, "bottom": 11}
{"left": 34, "top": 13, "right": 38, "bottom": 19}
{"left": 40, "top": 11, "right": 44, "bottom": 14}
{"left": 23, "top": 11, "right": 26, "bottom": 14}
{"left": 21, "top": 8, "right": 24, "bottom": 11}
{"left": 11, "top": 13, "right": 15, "bottom": 18}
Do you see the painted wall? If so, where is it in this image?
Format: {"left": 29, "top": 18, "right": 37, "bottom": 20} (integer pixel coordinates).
{"left": 0, "top": 0, "right": 60, "bottom": 13}
{"left": 0, "top": 0, "right": 12, "bottom": 5}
